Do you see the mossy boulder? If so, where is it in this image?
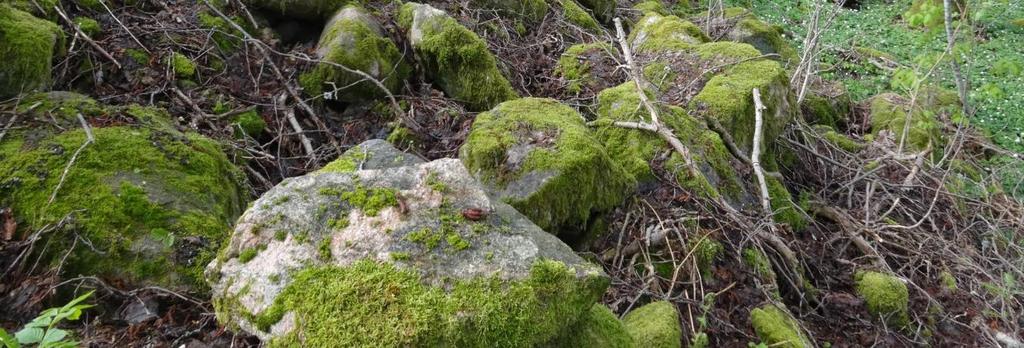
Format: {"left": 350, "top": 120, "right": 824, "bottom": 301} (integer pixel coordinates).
{"left": 576, "top": 0, "right": 614, "bottom": 22}
{"left": 750, "top": 304, "right": 811, "bottom": 348}
{"left": 398, "top": 2, "right": 518, "bottom": 111}
{"left": 546, "top": 304, "right": 634, "bottom": 347}
{"left": 855, "top": 271, "right": 910, "bottom": 328}
{"left": 241, "top": 0, "right": 350, "bottom": 20}
{"left": 471, "top": 0, "right": 549, "bottom": 23}
{"left": 300, "top": 6, "right": 409, "bottom": 102}
{"left": 801, "top": 91, "right": 852, "bottom": 129}
{"left": 556, "top": 42, "right": 617, "bottom": 96}
{"left": 0, "top": 4, "right": 63, "bottom": 98}
{"left": 594, "top": 82, "right": 754, "bottom": 203}
{"left": 0, "top": 92, "right": 249, "bottom": 293}
{"left": 559, "top": 0, "right": 601, "bottom": 32}
{"left": 207, "top": 152, "right": 609, "bottom": 346}
{"left": 629, "top": 13, "right": 708, "bottom": 53}
{"left": 724, "top": 16, "right": 799, "bottom": 64}
{"left": 868, "top": 92, "right": 952, "bottom": 152}
{"left": 622, "top": 301, "right": 682, "bottom": 348}
{"left": 2, "top": 0, "right": 57, "bottom": 18}
{"left": 459, "top": 98, "right": 635, "bottom": 242}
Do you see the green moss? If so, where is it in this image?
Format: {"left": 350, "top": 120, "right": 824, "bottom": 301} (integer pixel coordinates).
{"left": 689, "top": 59, "right": 792, "bottom": 153}
{"left": 399, "top": 3, "right": 518, "bottom": 111}
{"left": 750, "top": 304, "right": 810, "bottom": 348}
{"left": 766, "top": 176, "right": 806, "bottom": 230}
{"left": 387, "top": 125, "right": 417, "bottom": 149}
{"left": 630, "top": 13, "right": 708, "bottom": 53}
{"left": 390, "top": 251, "right": 410, "bottom": 261}
{"left": 248, "top": 259, "right": 604, "bottom": 347}
{"left": 169, "top": 52, "right": 196, "bottom": 78}
{"left": 575, "top": 0, "right": 614, "bottom": 22}
{"left": 633, "top": 1, "right": 669, "bottom": 15}
{"left": 559, "top": 0, "right": 600, "bottom": 32}
{"left": 1, "top": 97, "right": 247, "bottom": 292}
{"left": 327, "top": 217, "right": 350, "bottom": 229}
{"left": 198, "top": 11, "right": 246, "bottom": 52}
{"left": 338, "top": 185, "right": 398, "bottom": 216}
{"left": 460, "top": 98, "right": 635, "bottom": 239}
{"left": 73, "top": 17, "right": 101, "bottom": 37}
{"left": 688, "top": 236, "right": 722, "bottom": 277}
{"left": 0, "top": 4, "right": 63, "bottom": 98}
{"left": 743, "top": 248, "right": 776, "bottom": 284}
{"left": 817, "top": 126, "right": 864, "bottom": 152}
{"left": 247, "top": 0, "right": 354, "bottom": 20}
{"left": 274, "top": 230, "right": 288, "bottom": 241}
{"left": 556, "top": 42, "right": 613, "bottom": 94}
{"left": 125, "top": 48, "right": 149, "bottom": 65}
{"left": 939, "top": 271, "right": 957, "bottom": 290}
{"left": 232, "top": 110, "right": 266, "bottom": 137}
{"left": 406, "top": 228, "right": 442, "bottom": 249}
{"left": 694, "top": 41, "right": 762, "bottom": 60}
{"left": 855, "top": 271, "right": 910, "bottom": 328}
{"left": 318, "top": 147, "right": 369, "bottom": 173}
{"left": 3, "top": 0, "right": 57, "bottom": 18}
{"left": 546, "top": 304, "right": 633, "bottom": 347}
{"left": 446, "top": 233, "right": 470, "bottom": 251}
{"left": 868, "top": 93, "right": 943, "bottom": 152}
{"left": 318, "top": 238, "right": 333, "bottom": 260}
{"left": 622, "top": 301, "right": 681, "bottom": 348}
{"left": 238, "top": 245, "right": 266, "bottom": 263}
{"left": 731, "top": 18, "right": 799, "bottom": 63}
{"left": 300, "top": 6, "right": 409, "bottom": 102}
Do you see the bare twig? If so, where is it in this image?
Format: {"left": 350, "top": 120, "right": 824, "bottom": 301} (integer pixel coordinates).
{"left": 47, "top": 113, "right": 94, "bottom": 205}
{"left": 54, "top": 5, "right": 122, "bottom": 70}
{"left": 751, "top": 88, "right": 772, "bottom": 215}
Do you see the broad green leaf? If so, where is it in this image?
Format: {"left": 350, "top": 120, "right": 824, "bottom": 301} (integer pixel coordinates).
{"left": 14, "top": 328, "right": 43, "bottom": 344}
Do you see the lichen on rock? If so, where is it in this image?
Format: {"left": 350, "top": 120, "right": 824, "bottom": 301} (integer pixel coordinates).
{"left": 855, "top": 271, "right": 910, "bottom": 328}
{"left": 0, "top": 4, "right": 63, "bottom": 98}
{"left": 622, "top": 301, "right": 682, "bottom": 348}
{"left": 1, "top": 92, "right": 249, "bottom": 293}
{"left": 398, "top": 2, "right": 518, "bottom": 111}
{"left": 300, "top": 5, "right": 409, "bottom": 102}
{"left": 459, "top": 98, "right": 635, "bottom": 241}
{"left": 207, "top": 148, "right": 608, "bottom": 345}
{"left": 750, "top": 304, "right": 811, "bottom": 348}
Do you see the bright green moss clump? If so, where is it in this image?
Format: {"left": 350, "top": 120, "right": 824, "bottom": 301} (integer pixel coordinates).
{"left": 338, "top": 185, "right": 398, "bottom": 216}
{"left": 559, "top": 0, "right": 601, "bottom": 32}
{"left": 546, "top": 304, "right": 633, "bottom": 347}
{"left": 576, "top": 0, "right": 614, "bottom": 22}
{"left": 0, "top": 96, "right": 248, "bottom": 292}
{"left": 472, "top": 0, "right": 549, "bottom": 22}
{"left": 556, "top": 42, "right": 613, "bottom": 94}
{"left": 300, "top": 6, "right": 409, "bottom": 102}
{"left": 630, "top": 13, "right": 708, "bottom": 53}
{"left": 399, "top": 3, "right": 518, "bottom": 111}
{"left": 688, "top": 236, "right": 722, "bottom": 277}
{"left": 694, "top": 41, "right": 762, "bottom": 61}
{"left": 460, "top": 98, "right": 634, "bottom": 240}
{"left": 855, "top": 271, "right": 910, "bottom": 328}
{"left": 169, "top": 52, "right": 196, "bottom": 78}
{"left": 250, "top": 259, "right": 605, "bottom": 347}
{"left": 198, "top": 11, "right": 247, "bottom": 52}
{"left": 622, "top": 301, "right": 682, "bottom": 348}
{"left": 0, "top": 4, "right": 63, "bottom": 98}
{"left": 869, "top": 93, "right": 944, "bottom": 152}
{"left": 73, "top": 17, "right": 101, "bottom": 37}
{"left": 750, "top": 304, "right": 810, "bottom": 348}
{"left": 593, "top": 83, "right": 662, "bottom": 182}
{"left": 232, "top": 110, "right": 266, "bottom": 137}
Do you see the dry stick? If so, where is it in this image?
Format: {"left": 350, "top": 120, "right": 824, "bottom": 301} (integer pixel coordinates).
{"left": 54, "top": 6, "right": 122, "bottom": 70}
{"left": 277, "top": 93, "right": 316, "bottom": 156}
{"left": 170, "top": 87, "right": 215, "bottom": 129}
{"left": 0, "top": 114, "right": 19, "bottom": 143}
{"left": 943, "top": 0, "right": 970, "bottom": 115}
{"left": 203, "top": 1, "right": 334, "bottom": 156}
{"left": 48, "top": 114, "right": 94, "bottom": 205}
{"left": 751, "top": 88, "right": 772, "bottom": 215}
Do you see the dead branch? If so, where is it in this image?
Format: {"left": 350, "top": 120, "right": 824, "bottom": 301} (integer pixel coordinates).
{"left": 751, "top": 88, "right": 772, "bottom": 215}
{"left": 54, "top": 5, "right": 122, "bottom": 70}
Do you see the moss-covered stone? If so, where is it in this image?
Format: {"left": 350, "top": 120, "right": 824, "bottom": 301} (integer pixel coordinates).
{"left": 460, "top": 98, "right": 634, "bottom": 241}
{"left": 399, "top": 3, "right": 518, "bottom": 111}
{"left": 801, "top": 93, "right": 845, "bottom": 128}
{"left": 630, "top": 13, "right": 708, "bottom": 53}
{"left": 813, "top": 125, "right": 864, "bottom": 152}
{"left": 725, "top": 17, "right": 799, "bottom": 64}
{"left": 0, "top": 92, "right": 249, "bottom": 292}
{"left": 242, "top": 0, "right": 351, "bottom": 20}
{"left": 750, "top": 304, "right": 810, "bottom": 348}
{"left": 0, "top": 4, "right": 63, "bottom": 98}
{"left": 3, "top": 0, "right": 57, "bottom": 18}
{"left": 868, "top": 92, "right": 947, "bottom": 152}
{"left": 694, "top": 41, "right": 762, "bottom": 60}
{"left": 559, "top": 0, "right": 601, "bottom": 32}
{"left": 546, "top": 304, "right": 634, "bottom": 347}
{"left": 555, "top": 42, "right": 615, "bottom": 95}
{"left": 688, "top": 58, "right": 795, "bottom": 154}
{"left": 622, "top": 301, "right": 682, "bottom": 348}
{"left": 855, "top": 271, "right": 910, "bottom": 328}
{"left": 300, "top": 6, "right": 409, "bottom": 102}
{"left": 633, "top": 0, "right": 668, "bottom": 15}
{"left": 575, "top": 0, "right": 613, "bottom": 22}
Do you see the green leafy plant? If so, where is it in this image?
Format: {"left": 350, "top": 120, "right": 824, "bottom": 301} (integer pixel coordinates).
{"left": 0, "top": 291, "right": 94, "bottom": 348}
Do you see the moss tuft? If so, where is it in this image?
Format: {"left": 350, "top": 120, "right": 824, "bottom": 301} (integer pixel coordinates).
{"left": 73, "top": 17, "right": 102, "bottom": 37}
{"left": 335, "top": 185, "right": 398, "bottom": 216}
{"left": 460, "top": 98, "right": 635, "bottom": 240}
{"left": 0, "top": 4, "right": 63, "bottom": 98}
{"left": 750, "top": 304, "right": 810, "bottom": 348}
{"left": 622, "top": 301, "right": 681, "bottom": 348}
{"left": 688, "top": 236, "right": 722, "bottom": 277}
{"left": 694, "top": 41, "right": 761, "bottom": 60}
{"left": 169, "top": 52, "right": 196, "bottom": 78}
{"left": 232, "top": 110, "right": 266, "bottom": 138}
{"left": 868, "top": 93, "right": 945, "bottom": 152}
{"left": 546, "top": 304, "right": 633, "bottom": 347}
{"left": 630, "top": 13, "right": 708, "bottom": 53}
{"left": 249, "top": 259, "right": 603, "bottom": 347}
{"left": 729, "top": 17, "right": 799, "bottom": 63}
{"left": 559, "top": 0, "right": 601, "bottom": 32}
{"left": 399, "top": 3, "right": 518, "bottom": 111}
{"left": 855, "top": 271, "right": 910, "bottom": 328}
{"left": 555, "top": 42, "right": 613, "bottom": 94}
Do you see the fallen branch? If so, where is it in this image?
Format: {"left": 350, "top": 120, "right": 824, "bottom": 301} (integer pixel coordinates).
{"left": 751, "top": 88, "right": 772, "bottom": 215}
{"left": 47, "top": 113, "right": 94, "bottom": 205}
{"left": 54, "top": 5, "right": 122, "bottom": 70}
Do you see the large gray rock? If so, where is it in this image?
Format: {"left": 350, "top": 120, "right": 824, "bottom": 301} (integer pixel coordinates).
{"left": 206, "top": 148, "right": 608, "bottom": 346}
